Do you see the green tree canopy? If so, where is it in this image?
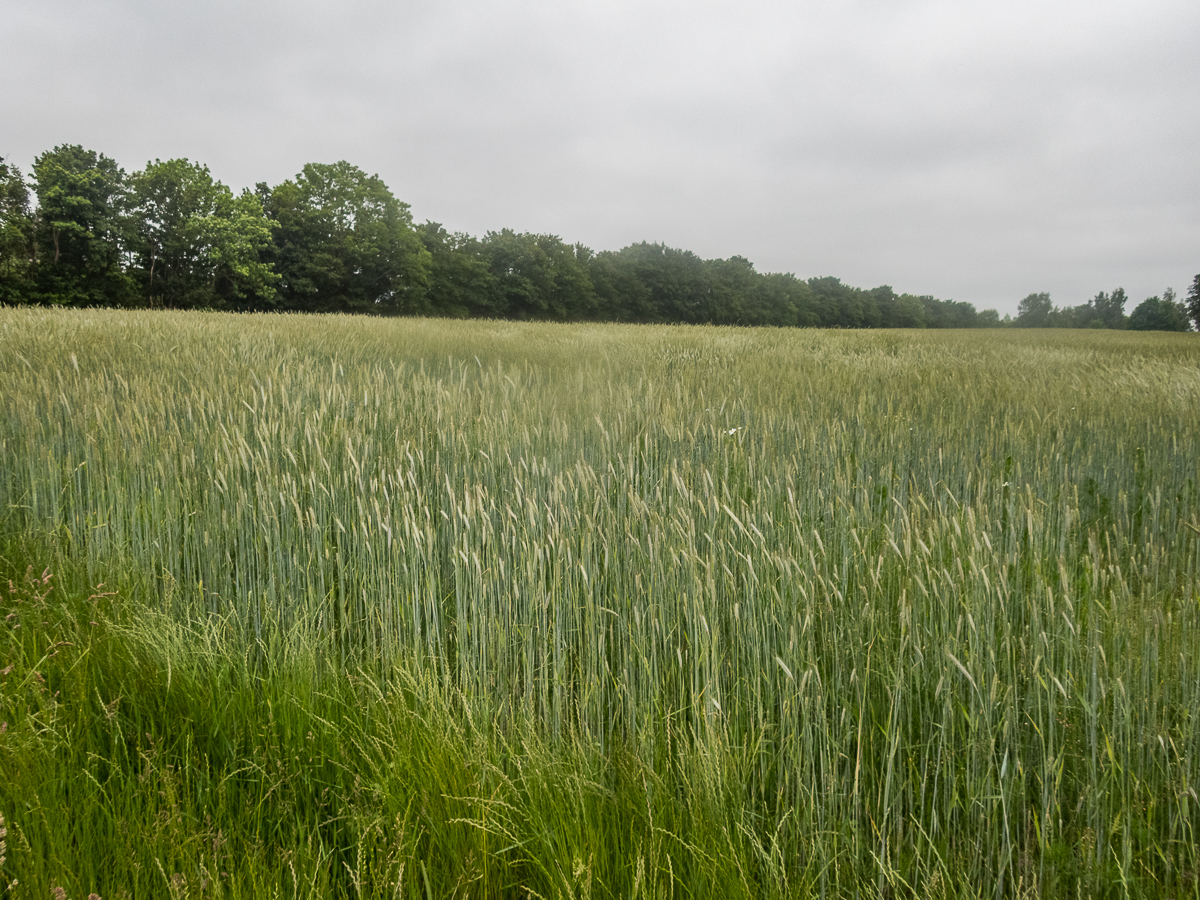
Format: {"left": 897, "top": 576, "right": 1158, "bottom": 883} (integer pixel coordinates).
{"left": 885, "top": 293, "right": 926, "bottom": 328}
{"left": 808, "top": 276, "right": 876, "bottom": 328}
{"left": 479, "top": 230, "right": 596, "bottom": 321}
{"left": 1016, "top": 292, "right": 1053, "bottom": 327}
{"left": 5, "top": 142, "right": 1015, "bottom": 327}
{"left": 0, "top": 157, "right": 34, "bottom": 305}
{"left": 128, "top": 159, "right": 277, "bottom": 309}
{"left": 616, "top": 243, "right": 712, "bottom": 324}
{"left": 1093, "top": 288, "right": 1127, "bottom": 329}
{"left": 751, "top": 271, "right": 817, "bottom": 327}
{"left": 588, "top": 249, "right": 658, "bottom": 322}
{"left": 31, "top": 144, "right": 132, "bottom": 306}
{"left": 921, "top": 296, "right": 984, "bottom": 329}
{"left": 1186, "top": 274, "right": 1200, "bottom": 331}
{"left": 1128, "top": 291, "right": 1192, "bottom": 332}
{"left": 417, "top": 223, "right": 500, "bottom": 318}
{"left": 264, "top": 161, "right": 430, "bottom": 314}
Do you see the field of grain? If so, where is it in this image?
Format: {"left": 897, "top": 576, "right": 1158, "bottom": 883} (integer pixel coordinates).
{"left": 2, "top": 309, "right": 1199, "bottom": 898}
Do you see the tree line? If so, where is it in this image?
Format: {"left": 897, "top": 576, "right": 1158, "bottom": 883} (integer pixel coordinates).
{"left": 1015, "top": 287, "right": 1197, "bottom": 332}
{"left": 2, "top": 145, "right": 1196, "bottom": 331}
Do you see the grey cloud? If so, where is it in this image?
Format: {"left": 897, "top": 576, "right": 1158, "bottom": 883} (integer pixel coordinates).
{"left": 2, "top": 0, "right": 1197, "bottom": 313}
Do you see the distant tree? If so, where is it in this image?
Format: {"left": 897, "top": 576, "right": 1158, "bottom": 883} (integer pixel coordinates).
{"left": 808, "top": 276, "right": 873, "bottom": 328}
{"left": 560, "top": 242, "right": 599, "bottom": 320}
{"left": 976, "top": 309, "right": 1002, "bottom": 328}
{"left": 1049, "top": 298, "right": 1103, "bottom": 329}
{"left": 1187, "top": 274, "right": 1200, "bottom": 331}
{"left": 706, "top": 255, "right": 761, "bottom": 324}
{"left": 0, "top": 157, "right": 35, "bottom": 304}
{"left": 588, "top": 244, "right": 820, "bottom": 326}
{"left": 922, "top": 297, "right": 980, "bottom": 328}
{"left": 263, "top": 161, "right": 429, "bottom": 315}
{"left": 870, "top": 285, "right": 897, "bottom": 327}
{"left": 757, "top": 272, "right": 817, "bottom": 327}
{"left": 31, "top": 144, "right": 133, "bottom": 306}
{"left": 858, "top": 284, "right": 883, "bottom": 328}
{"left": 1128, "top": 291, "right": 1191, "bottom": 332}
{"left": 1093, "top": 288, "right": 1127, "bottom": 329}
{"left": 878, "top": 289, "right": 925, "bottom": 328}
{"left": 480, "top": 230, "right": 543, "bottom": 319}
{"left": 893, "top": 294, "right": 927, "bottom": 328}
{"left": 599, "top": 243, "right": 710, "bottom": 324}
{"left": 588, "top": 249, "right": 658, "bottom": 322}
{"left": 418, "top": 222, "right": 500, "bottom": 318}
{"left": 477, "top": 230, "right": 595, "bottom": 321}
{"left": 205, "top": 191, "right": 281, "bottom": 309}
{"left": 127, "top": 159, "right": 277, "bottom": 309}
{"left": 1016, "top": 292, "right": 1053, "bottom": 327}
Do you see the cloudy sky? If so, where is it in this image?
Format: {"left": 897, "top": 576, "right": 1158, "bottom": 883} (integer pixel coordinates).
{"left": 3, "top": 0, "right": 1197, "bottom": 314}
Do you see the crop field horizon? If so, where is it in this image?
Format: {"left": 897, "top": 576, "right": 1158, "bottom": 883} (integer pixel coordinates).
{"left": 1, "top": 309, "right": 1199, "bottom": 898}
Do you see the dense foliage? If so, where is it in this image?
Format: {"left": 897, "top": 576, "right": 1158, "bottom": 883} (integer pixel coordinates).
{"left": 0, "top": 145, "right": 1015, "bottom": 328}
{"left": 4, "top": 146, "right": 1195, "bottom": 330}
{"left": 1016, "top": 286, "right": 1196, "bottom": 331}
{"left": 2, "top": 311, "right": 1199, "bottom": 898}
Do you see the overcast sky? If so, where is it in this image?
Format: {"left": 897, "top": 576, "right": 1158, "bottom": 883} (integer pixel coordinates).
{"left": 3, "top": 0, "right": 1197, "bottom": 314}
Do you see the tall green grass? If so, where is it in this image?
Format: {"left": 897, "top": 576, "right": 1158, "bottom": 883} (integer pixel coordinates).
{"left": 2, "top": 308, "right": 1199, "bottom": 897}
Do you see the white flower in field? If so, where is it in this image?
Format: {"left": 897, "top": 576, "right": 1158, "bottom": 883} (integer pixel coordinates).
{"left": 726, "top": 427, "right": 742, "bottom": 435}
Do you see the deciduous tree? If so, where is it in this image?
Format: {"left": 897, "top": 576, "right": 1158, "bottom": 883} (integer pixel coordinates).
{"left": 31, "top": 144, "right": 132, "bottom": 306}
{"left": 1016, "top": 292, "right": 1053, "bottom": 327}
{"left": 0, "top": 157, "right": 34, "bottom": 304}
{"left": 418, "top": 223, "right": 499, "bottom": 318}
{"left": 1093, "top": 288, "right": 1127, "bottom": 329}
{"left": 478, "top": 230, "right": 596, "bottom": 321}
{"left": 1129, "top": 290, "right": 1191, "bottom": 332}
{"left": 127, "top": 159, "right": 276, "bottom": 309}
{"left": 264, "top": 162, "right": 429, "bottom": 314}
{"left": 1186, "top": 274, "right": 1200, "bottom": 331}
